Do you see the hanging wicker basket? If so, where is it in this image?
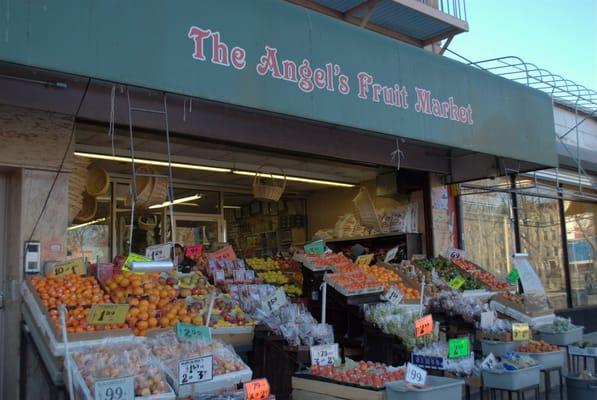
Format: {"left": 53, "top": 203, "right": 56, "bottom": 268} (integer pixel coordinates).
{"left": 85, "top": 164, "right": 111, "bottom": 196}
{"left": 138, "top": 215, "right": 158, "bottom": 231}
{"left": 125, "top": 166, "right": 158, "bottom": 208}
{"left": 253, "top": 164, "right": 286, "bottom": 202}
{"left": 75, "top": 191, "right": 97, "bottom": 222}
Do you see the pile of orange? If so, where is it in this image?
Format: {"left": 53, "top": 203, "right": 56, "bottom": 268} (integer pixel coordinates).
{"left": 32, "top": 274, "right": 111, "bottom": 309}
{"left": 360, "top": 265, "right": 420, "bottom": 300}
{"left": 158, "top": 301, "right": 203, "bottom": 328}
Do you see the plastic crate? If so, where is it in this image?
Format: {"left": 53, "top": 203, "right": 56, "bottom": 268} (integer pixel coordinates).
{"left": 386, "top": 375, "right": 464, "bottom": 400}
{"left": 535, "top": 325, "right": 584, "bottom": 346}
{"left": 481, "top": 340, "right": 526, "bottom": 357}
{"left": 482, "top": 365, "right": 541, "bottom": 391}
{"left": 566, "top": 373, "right": 597, "bottom": 400}
{"left": 514, "top": 350, "right": 565, "bottom": 369}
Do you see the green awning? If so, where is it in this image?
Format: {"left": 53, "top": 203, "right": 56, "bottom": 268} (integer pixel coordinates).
{"left": 0, "top": 0, "right": 557, "bottom": 167}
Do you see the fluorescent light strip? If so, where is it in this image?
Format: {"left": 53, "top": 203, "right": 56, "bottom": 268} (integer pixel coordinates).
{"left": 74, "top": 152, "right": 355, "bottom": 188}
{"left": 74, "top": 152, "right": 231, "bottom": 173}
{"left": 67, "top": 217, "right": 107, "bottom": 231}
{"left": 232, "top": 170, "right": 355, "bottom": 188}
{"left": 223, "top": 205, "right": 242, "bottom": 209}
{"left": 148, "top": 194, "right": 202, "bottom": 209}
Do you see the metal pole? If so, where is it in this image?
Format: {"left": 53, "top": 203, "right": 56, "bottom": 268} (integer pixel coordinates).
{"left": 510, "top": 175, "right": 521, "bottom": 253}
{"left": 558, "top": 187, "right": 573, "bottom": 308}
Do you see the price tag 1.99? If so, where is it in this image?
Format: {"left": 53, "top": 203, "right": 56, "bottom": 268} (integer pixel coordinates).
{"left": 244, "top": 378, "right": 270, "bottom": 400}
{"left": 384, "top": 286, "right": 404, "bottom": 305}
{"left": 512, "top": 323, "right": 530, "bottom": 341}
{"left": 405, "top": 363, "right": 427, "bottom": 386}
{"left": 415, "top": 314, "right": 433, "bottom": 337}
{"left": 94, "top": 376, "right": 134, "bottom": 400}
{"left": 176, "top": 322, "right": 211, "bottom": 342}
{"left": 53, "top": 258, "right": 85, "bottom": 277}
{"left": 263, "top": 287, "right": 287, "bottom": 314}
{"left": 355, "top": 254, "right": 374, "bottom": 265}
{"left": 310, "top": 343, "right": 339, "bottom": 366}
{"left": 87, "top": 304, "right": 130, "bottom": 325}
{"left": 448, "top": 337, "right": 470, "bottom": 359}
{"left": 178, "top": 355, "right": 213, "bottom": 385}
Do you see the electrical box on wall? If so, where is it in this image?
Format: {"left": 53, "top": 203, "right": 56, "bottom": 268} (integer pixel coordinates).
{"left": 24, "top": 240, "right": 41, "bottom": 273}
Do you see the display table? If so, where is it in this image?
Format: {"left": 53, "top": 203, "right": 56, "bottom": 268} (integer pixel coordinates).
{"left": 292, "top": 374, "right": 386, "bottom": 400}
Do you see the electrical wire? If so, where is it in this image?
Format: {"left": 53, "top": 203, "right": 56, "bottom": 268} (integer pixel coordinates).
{"left": 28, "top": 78, "right": 92, "bottom": 241}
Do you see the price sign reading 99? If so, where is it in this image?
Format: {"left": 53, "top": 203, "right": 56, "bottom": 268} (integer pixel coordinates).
{"left": 94, "top": 376, "right": 134, "bottom": 400}
{"left": 405, "top": 363, "right": 427, "bottom": 386}
{"left": 178, "top": 355, "right": 213, "bottom": 385}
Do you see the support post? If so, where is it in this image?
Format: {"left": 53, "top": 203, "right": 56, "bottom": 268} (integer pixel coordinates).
{"left": 558, "top": 187, "right": 573, "bottom": 308}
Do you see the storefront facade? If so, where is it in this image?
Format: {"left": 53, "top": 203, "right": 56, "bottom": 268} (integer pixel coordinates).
{"left": 0, "top": 0, "right": 576, "bottom": 398}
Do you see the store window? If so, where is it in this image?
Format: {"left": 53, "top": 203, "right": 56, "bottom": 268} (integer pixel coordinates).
{"left": 564, "top": 200, "right": 597, "bottom": 307}
{"left": 461, "top": 178, "right": 516, "bottom": 278}
{"left": 517, "top": 195, "right": 568, "bottom": 310}
{"left": 67, "top": 193, "right": 111, "bottom": 262}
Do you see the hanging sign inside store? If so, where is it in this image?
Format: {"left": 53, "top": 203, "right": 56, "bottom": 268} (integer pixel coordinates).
{"left": 185, "top": 244, "right": 203, "bottom": 258}
{"left": 415, "top": 314, "right": 433, "bottom": 337}
{"left": 209, "top": 245, "right": 237, "bottom": 261}
{"left": 405, "top": 363, "right": 427, "bottom": 386}
{"left": 263, "top": 287, "right": 287, "bottom": 314}
{"left": 384, "top": 246, "right": 399, "bottom": 263}
{"left": 52, "top": 258, "right": 85, "bottom": 277}
{"left": 178, "top": 355, "right": 213, "bottom": 385}
{"left": 94, "top": 376, "right": 134, "bottom": 400}
{"left": 244, "top": 378, "right": 270, "bottom": 400}
{"left": 383, "top": 286, "right": 404, "bottom": 305}
{"left": 304, "top": 240, "right": 325, "bottom": 255}
{"left": 512, "top": 323, "right": 530, "bottom": 341}
{"left": 481, "top": 353, "right": 497, "bottom": 370}
{"left": 445, "top": 247, "right": 465, "bottom": 261}
{"left": 310, "top": 343, "right": 339, "bottom": 366}
{"left": 355, "top": 254, "right": 374, "bottom": 266}
{"left": 448, "top": 337, "right": 470, "bottom": 359}
{"left": 87, "top": 304, "right": 130, "bottom": 325}
{"left": 176, "top": 322, "right": 211, "bottom": 341}
{"left": 507, "top": 269, "right": 520, "bottom": 283}
{"left": 448, "top": 276, "right": 466, "bottom": 290}
{"left": 145, "top": 243, "right": 172, "bottom": 261}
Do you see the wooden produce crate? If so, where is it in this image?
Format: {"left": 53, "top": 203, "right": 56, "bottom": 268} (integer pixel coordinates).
{"left": 292, "top": 375, "right": 385, "bottom": 400}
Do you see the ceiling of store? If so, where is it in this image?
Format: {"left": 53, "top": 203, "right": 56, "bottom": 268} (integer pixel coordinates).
{"left": 75, "top": 122, "right": 387, "bottom": 195}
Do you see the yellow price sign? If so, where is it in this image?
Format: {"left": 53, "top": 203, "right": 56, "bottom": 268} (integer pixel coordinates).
{"left": 512, "top": 323, "right": 530, "bottom": 341}
{"left": 53, "top": 258, "right": 85, "bottom": 277}
{"left": 355, "top": 254, "right": 374, "bottom": 265}
{"left": 87, "top": 304, "right": 130, "bottom": 325}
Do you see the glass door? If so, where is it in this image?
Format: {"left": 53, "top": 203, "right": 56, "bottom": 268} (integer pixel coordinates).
{"left": 174, "top": 213, "right": 225, "bottom": 250}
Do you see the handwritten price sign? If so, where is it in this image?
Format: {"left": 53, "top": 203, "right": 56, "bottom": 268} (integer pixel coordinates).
{"left": 244, "top": 378, "right": 270, "bottom": 400}
{"left": 178, "top": 355, "right": 213, "bottom": 385}
{"left": 53, "top": 258, "right": 85, "bottom": 277}
{"left": 87, "top": 304, "right": 130, "bottom": 325}
{"left": 384, "top": 246, "right": 399, "bottom": 263}
{"left": 176, "top": 322, "right": 211, "bottom": 341}
{"left": 448, "top": 337, "right": 470, "bottom": 359}
{"left": 512, "top": 323, "right": 530, "bottom": 341}
{"left": 310, "top": 343, "right": 339, "bottom": 366}
{"left": 415, "top": 314, "right": 433, "bottom": 337}
{"left": 384, "top": 286, "right": 404, "bottom": 305}
{"left": 185, "top": 244, "right": 203, "bottom": 258}
{"left": 145, "top": 243, "right": 172, "bottom": 261}
{"left": 355, "top": 254, "right": 374, "bottom": 265}
{"left": 405, "top": 363, "right": 427, "bottom": 386}
{"left": 262, "top": 287, "right": 287, "bottom": 314}
{"left": 94, "top": 376, "right": 134, "bottom": 400}
{"left": 304, "top": 239, "right": 325, "bottom": 255}
{"left": 209, "top": 245, "right": 237, "bottom": 261}
{"left": 446, "top": 247, "right": 466, "bottom": 261}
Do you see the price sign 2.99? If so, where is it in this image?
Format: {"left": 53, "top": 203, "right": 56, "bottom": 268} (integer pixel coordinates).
{"left": 415, "top": 314, "right": 433, "bottom": 337}
{"left": 94, "top": 376, "right": 134, "bottom": 400}
{"left": 178, "top": 355, "right": 213, "bottom": 385}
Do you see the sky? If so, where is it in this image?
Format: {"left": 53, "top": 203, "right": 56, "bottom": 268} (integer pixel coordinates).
{"left": 447, "top": 0, "right": 597, "bottom": 91}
